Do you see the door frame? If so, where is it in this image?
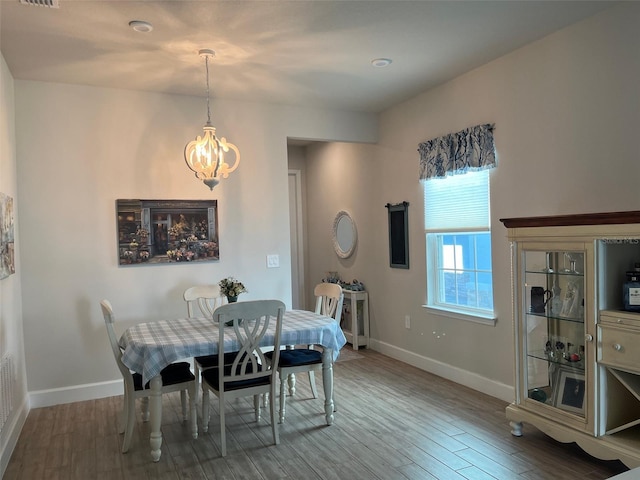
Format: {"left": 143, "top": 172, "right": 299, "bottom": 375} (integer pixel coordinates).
{"left": 288, "top": 169, "right": 305, "bottom": 310}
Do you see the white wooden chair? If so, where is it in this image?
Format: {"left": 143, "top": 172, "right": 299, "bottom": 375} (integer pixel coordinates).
{"left": 183, "top": 285, "right": 230, "bottom": 397}
{"left": 201, "top": 299, "right": 284, "bottom": 457}
{"left": 184, "top": 284, "right": 225, "bottom": 319}
{"left": 266, "top": 282, "right": 343, "bottom": 423}
{"left": 101, "top": 299, "right": 197, "bottom": 453}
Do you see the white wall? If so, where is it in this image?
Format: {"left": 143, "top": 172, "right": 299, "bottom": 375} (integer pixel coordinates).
{"left": 304, "top": 3, "right": 640, "bottom": 401}
{"left": 12, "top": 81, "right": 376, "bottom": 404}
{"left": 0, "top": 54, "right": 27, "bottom": 477}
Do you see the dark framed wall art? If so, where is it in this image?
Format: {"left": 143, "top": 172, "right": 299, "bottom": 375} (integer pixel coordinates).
{"left": 553, "top": 367, "right": 585, "bottom": 415}
{"left": 386, "top": 201, "right": 409, "bottom": 269}
{"left": 116, "top": 199, "right": 218, "bottom": 266}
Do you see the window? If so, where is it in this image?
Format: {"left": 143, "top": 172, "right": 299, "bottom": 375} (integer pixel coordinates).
{"left": 424, "top": 169, "right": 494, "bottom": 321}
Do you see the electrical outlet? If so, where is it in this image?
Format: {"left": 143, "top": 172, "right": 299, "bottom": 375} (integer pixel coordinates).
{"left": 266, "top": 254, "right": 279, "bottom": 268}
{"left": 405, "top": 315, "right": 411, "bottom": 329}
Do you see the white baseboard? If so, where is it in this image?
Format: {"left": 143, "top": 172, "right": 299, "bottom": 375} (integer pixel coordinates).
{"left": 0, "top": 396, "right": 29, "bottom": 478}
{"left": 369, "top": 339, "right": 514, "bottom": 403}
{"left": 29, "top": 380, "right": 123, "bottom": 409}
{"left": 28, "top": 346, "right": 515, "bottom": 409}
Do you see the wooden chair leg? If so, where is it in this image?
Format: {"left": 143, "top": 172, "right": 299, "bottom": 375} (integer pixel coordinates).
{"left": 308, "top": 370, "right": 319, "bottom": 399}
{"left": 118, "top": 387, "right": 127, "bottom": 434}
{"left": 122, "top": 388, "right": 137, "bottom": 453}
{"left": 194, "top": 361, "right": 201, "bottom": 401}
{"left": 270, "top": 383, "right": 279, "bottom": 445}
{"left": 288, "top": 372, "right": 296, "bottom": 395}
{"left": 254, "top": 395, "right": 261, "bottom": 422}
{"left": 279, "top": 374, "right": 287, "bottom": 424}
{"left": 219, "top": 396, "right": 227, "bottom": 457}
{"left": 189, "top": 384, "right": 198, "bottom": 439}
{"left": 202, "top": 388, "right": 210, "bottom": 433}
{"left": 180, "top": 390, "right": 188, "bottom": 421}
{"left": 140, "top": 396, "right": 150, "bottom": 422}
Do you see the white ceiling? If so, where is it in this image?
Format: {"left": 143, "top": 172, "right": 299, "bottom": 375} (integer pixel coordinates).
{"left": 0, "top": 0, "right": 616, "bottom": 113}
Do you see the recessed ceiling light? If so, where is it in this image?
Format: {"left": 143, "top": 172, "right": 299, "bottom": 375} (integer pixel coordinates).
{"left": 371, "top": 58, "right": 392, "bottom": 68}
{"left": 129, "top": 20, "right": 153, "bottom": 33}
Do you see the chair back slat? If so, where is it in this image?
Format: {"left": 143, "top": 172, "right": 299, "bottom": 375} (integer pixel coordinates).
{"left": 184, "top": 285, "right": 226, "bottom": 318}
{"left": 215, "top": 300, "right": 285, "bottom": 385}
{"left": 100, "top": 299, "right": 135, "bottom": 380}
{"left": 314, "top": 283, "right": 344, "bottom": 323}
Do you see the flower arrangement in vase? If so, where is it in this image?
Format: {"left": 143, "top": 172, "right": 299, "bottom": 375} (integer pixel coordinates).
{"left": 219, "top": 277, "right": 247, "bottom": 302}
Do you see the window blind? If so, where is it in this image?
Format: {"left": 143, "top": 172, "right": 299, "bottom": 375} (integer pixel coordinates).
{"left": 424, "top": 169, "right": 490, "bottom": 231}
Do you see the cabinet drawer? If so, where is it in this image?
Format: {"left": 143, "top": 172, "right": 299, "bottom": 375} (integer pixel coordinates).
{"left": 600, "top": 310, "right": 640, "bottom": 329}
{"left": 599, "top": 326, "right": 640, "bottom": 373}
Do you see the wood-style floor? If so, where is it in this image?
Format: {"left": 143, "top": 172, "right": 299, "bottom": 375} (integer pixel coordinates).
{"left": 4, "top": 347, "right": 629, "bottom": 479}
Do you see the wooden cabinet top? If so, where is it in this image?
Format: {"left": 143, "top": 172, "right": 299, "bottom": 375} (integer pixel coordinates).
{"left": 500, "top": 211, "right": 640, "bottom": 229}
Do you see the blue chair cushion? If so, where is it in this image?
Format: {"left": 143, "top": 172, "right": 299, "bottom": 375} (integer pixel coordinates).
{"left": 195, "top": 351, "right": 242, "bottom": 368}
{"left": 202, "top": 361, "right": 269, "bottom": 391}
{"left": 133, "top": 361, "right": 194, "bottom": 390}
{"left": 266, "top": 348, "right": 322, "bottom": 367}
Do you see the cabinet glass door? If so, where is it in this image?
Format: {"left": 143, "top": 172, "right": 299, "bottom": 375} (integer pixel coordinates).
{"left": 523, "top": 249, "right": 586, "bottom": 418}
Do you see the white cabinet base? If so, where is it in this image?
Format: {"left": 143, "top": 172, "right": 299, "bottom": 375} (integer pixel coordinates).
{"left": 507, "top": 404, "right": 640, "bottom": 469}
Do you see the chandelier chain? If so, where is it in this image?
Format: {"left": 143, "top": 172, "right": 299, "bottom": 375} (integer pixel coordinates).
{"left": 205, "top": 55, "right": 211, "bottom": 124}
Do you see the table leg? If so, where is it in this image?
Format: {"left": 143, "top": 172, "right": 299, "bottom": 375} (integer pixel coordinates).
{"left": 149, "top": 375, "right": 163, "bottom": 462}
{"left": 322, "top": 348, "right": 334, "bottom": 425}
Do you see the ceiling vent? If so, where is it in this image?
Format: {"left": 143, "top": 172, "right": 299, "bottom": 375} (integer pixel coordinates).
{"left": 20, "top": 0, "right": 59, "bottom": 8}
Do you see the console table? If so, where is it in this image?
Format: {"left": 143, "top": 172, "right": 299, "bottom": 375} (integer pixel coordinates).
{"left": 342, "top": 290, "right": 369, "bottom": 350}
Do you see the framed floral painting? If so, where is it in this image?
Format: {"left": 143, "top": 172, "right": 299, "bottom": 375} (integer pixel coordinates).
{"left": 116, "top": 199, "right": 218, "bottom": 266}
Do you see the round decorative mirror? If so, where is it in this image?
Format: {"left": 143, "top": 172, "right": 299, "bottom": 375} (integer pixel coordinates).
{"left": 332, "top": 210, "right": 357, "bottom": 258}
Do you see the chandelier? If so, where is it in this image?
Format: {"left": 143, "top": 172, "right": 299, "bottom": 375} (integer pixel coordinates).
{"left": 184, "top": 49, "right": 240, "bottom": 190}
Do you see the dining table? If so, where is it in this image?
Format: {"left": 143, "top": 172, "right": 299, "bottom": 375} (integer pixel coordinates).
{"left": 119, "top": 308, "right": 347, "bottom": 462}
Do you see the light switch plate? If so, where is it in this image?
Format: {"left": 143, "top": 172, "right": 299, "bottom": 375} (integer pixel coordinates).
{"left": 267, "top": 254, "right": 280, "bottom": 268}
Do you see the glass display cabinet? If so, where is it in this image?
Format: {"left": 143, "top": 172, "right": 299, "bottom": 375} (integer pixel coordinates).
{"left": 501, "top": 212, "right": 640, "bottom": 469}
{"left": 517, "top": 247, "right": 591, "bottom": 431}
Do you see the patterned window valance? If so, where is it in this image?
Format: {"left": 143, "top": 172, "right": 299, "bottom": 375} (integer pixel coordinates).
{"left": 418, "top": 123, "right": 496, "bottom": 180}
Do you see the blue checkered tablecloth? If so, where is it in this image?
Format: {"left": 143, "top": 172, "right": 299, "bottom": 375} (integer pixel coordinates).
{"left": 120, "top": 309, "right": 347, "bottom": 385}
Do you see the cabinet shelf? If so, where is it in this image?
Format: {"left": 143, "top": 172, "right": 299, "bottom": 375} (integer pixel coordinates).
{"left": 525, "top": 269, "right": 584, "bottom": 278}
{"left": 527, "top": 350, "right": 585, "bottom": 371}
{"left": 526, "top": 311, "right": 584, "bottom": 324}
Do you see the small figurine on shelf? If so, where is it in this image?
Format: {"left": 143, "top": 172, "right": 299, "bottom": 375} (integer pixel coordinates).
{"left": 324, "top": 271, "right": 341, "bottom": 284}
{"left": 346, "top": 279, "right": 365, "bottom": 291}
{"left": 550, "top": 279, "right": 562, "bottom": 315}
{"left": 560, "top": 281, "right": 581, "bottom": 318}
